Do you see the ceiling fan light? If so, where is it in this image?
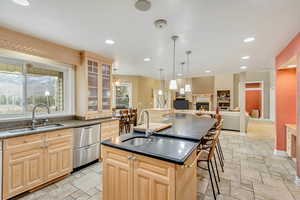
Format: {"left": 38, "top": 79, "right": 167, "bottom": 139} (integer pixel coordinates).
{"left": 169, "top": 80, "right": 177, "bottom": 90}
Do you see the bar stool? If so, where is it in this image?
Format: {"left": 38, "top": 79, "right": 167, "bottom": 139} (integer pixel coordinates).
{"left": 197, "top": 138, "right": 221, "bottom": 200}
{"left": 200, "top": 120, "right": 224, "bottom": 172}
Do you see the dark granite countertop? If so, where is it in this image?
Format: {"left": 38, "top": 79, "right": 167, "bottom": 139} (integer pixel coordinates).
{"left": 102, "top": 113, "right": 216, "bottom": 164}
{"left": 0, "top": 117, "right": 118, "bottom": 139}
{"left": 136, "top": 113, "right": 216, "bottom": 141}
{"left": 101, "top": 133, "right": 199, "bottom": 165}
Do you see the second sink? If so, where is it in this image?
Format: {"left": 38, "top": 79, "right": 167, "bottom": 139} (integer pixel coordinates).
{"left": 122, "top": 136, "right": 153, "bottom": 147}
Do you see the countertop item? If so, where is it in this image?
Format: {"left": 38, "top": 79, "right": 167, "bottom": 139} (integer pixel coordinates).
{"left": 0, "top": 118, "right": 118, "bottom": 139}
{"left": 102, "top": 113, "right": 216, "bottom": 164}
{"left": 101, "top": 134, "right": 199, "bottom": 165}
{"left": 133, "top": 123, "right": 172, "bottom": 132}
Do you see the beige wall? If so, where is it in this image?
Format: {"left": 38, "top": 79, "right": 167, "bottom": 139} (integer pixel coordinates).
{"left": 192, "top": 76, "right": 215, "bottom": 94}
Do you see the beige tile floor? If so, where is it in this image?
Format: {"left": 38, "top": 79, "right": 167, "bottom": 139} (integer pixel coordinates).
{"left": 14, "top": 121, "right": 300, "bottom": 200}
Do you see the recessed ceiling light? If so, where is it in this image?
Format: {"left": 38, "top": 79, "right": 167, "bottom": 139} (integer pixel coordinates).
{"left": 105, "top": 39, "right": 115, "bottom": 45}
{"left": 241, "top": 56, "right": 250, "bottom": 60}
{"left": 177, "top": 73, "right": 183, "bottom": 76}
{"left": 205, "top": 70, "right": 211, "bottom": 73}
{"left": 240, "top": 66, "right": 248, "bottom": 70}
{"left": 244, "top": 37, "right": 255, "bottom": 43}
{"left": 144, "top": 58, "right": 151, "bottom": 62}
{"left": 12, "top": 0, "right": 29, "bottom": 6}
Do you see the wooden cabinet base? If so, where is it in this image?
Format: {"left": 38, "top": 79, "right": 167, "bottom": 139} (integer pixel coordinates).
{"left": 2, "top": 129, "right": 73, "bottom": 200}
{"left": 102, "top": 146, "right": 197, "bottom": 200}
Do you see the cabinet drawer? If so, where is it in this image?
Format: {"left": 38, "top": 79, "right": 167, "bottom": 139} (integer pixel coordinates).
{"left": 4, "top": 134, "right": 44, "bottom": 150}
{"left": 74, "top": 125, "right": 100, "bottom": 148}
{"left": 46, "top": 129, "right": 73, "bottom": 140}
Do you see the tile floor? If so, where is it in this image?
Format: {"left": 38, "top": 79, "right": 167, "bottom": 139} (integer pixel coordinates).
{"left": 14, "top": 122, "right": 300, "bottom": 200}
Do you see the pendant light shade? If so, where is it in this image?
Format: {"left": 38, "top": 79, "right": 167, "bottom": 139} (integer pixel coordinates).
{"left": 179, "top": 88, "right": 185, "bottom": 95}
{"left": 158, "top": 89, "right": 163, "bottom": 95}
{"left": 184, "top": 50, "right": 192, "bottom": 92}
{"left": 185, "top": 84, "right": 191, "bottom": 92}
{"left": 169, "top": 35, "right": 179, "bottom": 90}
{"left": 169, "top": 80, "right": 177, "bottom": 90}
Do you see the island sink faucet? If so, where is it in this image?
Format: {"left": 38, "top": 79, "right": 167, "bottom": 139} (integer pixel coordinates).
{"left": 32, "top": 103, "right": 50, "bottom": 129}
{"left": 138, "top": 110, "right": 154, "bottom": 137}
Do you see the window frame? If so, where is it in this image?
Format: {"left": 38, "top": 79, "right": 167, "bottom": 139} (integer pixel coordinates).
{"left": 113, "top": 82, "right": 133, "bottom": 109}
{"left": 0, "top": 56, "right": 75, "bottom": 121}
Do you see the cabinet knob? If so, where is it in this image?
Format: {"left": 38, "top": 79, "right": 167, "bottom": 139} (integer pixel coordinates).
{"left": 127, "top": 155, "right": 133, "bottom": 160}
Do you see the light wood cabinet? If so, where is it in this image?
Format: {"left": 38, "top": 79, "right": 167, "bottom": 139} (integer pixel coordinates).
{"left": 3, "top": 129, "right": 73, "bottom": 200}
{"left": 45, "top": 129, "right": 73, "bottom": 181}
{"left": 102, "top": 146, "right": 197, "bottom": 200}
{"left": 76, "top": 51, "right": 114, "bottom": 120}
{"left": 100, "top": 120, "right": 120, "bottom": 159}
{"left": 103, "top": 146, "right": 133, "bottom": 200}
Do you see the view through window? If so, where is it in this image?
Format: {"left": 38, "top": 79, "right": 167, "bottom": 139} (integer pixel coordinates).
{"left": 0, "top": 58, "right": 64, "bottom": 117}
{"left": 115, "top": 83, "right": 132, "bottom": 109}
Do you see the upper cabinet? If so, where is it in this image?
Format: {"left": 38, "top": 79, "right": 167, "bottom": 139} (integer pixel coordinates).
{"left": 76, "top": 51, "right": 113, "bottom": 120}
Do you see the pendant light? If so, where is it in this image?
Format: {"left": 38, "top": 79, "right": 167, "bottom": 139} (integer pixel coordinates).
{"left": 169, "top": 35, "right": 179, "bottom": 90}
{"left": 179, "top": 62, "right": 185, "bottom": 95}
{"left": 158, "top": 68, "right": 164, "bottom": 95}
{"left": 185, "top": 50, "right": 192, "bottom": 92}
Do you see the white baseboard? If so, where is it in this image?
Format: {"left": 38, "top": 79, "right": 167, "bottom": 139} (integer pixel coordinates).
{"left": 273, "top": 149, "right": 288, "bottom": 157}
{"left": 295, "top": 176, "right": 300, "bottom": 186}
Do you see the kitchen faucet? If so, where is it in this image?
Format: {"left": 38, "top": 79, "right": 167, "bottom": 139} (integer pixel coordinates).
{"left": 32, "top": 103, "right": 50, "bottom": 129}
{"left": 138, "top": 110, "right": 154, "bottom": 137}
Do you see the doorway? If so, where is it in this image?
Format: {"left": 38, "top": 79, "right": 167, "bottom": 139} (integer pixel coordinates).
{"left": 245, "top": 81, "right": 263, "bottom": 119}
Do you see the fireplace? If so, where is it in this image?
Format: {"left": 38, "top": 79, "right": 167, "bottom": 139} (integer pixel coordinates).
{"left": 196, "top": 102, "right": 210, "bottom": 111}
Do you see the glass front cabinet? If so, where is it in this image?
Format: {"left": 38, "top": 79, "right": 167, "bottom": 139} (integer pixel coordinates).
{"left": 76, "top": 51, "right": 113, "bottom": 120}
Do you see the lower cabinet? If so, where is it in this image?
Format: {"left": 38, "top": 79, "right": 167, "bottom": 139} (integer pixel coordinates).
{"left": 100, "top": 120, "right": 120, "bottom": 159}
{"left": 3, "top": 129, "right": 73, "bottom": 200}
{"left": 102, "top": 146, "right": 197, "bottom": 200}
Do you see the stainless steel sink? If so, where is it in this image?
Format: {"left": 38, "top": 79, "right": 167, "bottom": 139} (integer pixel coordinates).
{"left": 9, "top": 124, "right": 64, "bottom": 133}
{"left": 122, "top": 136, "right": 153, "bottom": 147}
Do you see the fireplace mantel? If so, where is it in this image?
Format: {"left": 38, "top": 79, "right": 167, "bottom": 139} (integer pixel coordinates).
{"left": 192, "top": 93, "right": 214, "bottom": 111}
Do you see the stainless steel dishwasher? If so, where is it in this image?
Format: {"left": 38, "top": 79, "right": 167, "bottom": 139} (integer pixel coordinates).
{"left": 73, "top": 124, "right": 100, "bottom": 168}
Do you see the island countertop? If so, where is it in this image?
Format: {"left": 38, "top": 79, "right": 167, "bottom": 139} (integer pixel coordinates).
{"left": 101, "top": 113, "right": 216, "bottom": 164}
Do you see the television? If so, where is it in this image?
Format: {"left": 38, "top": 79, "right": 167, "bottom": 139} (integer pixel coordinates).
{"left": 173, "top": 99, "right": 189, "bottom": 110}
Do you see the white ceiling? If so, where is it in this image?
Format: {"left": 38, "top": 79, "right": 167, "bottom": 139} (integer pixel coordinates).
{"left": 0, "top": 0, "right": 300, "bottom": 79}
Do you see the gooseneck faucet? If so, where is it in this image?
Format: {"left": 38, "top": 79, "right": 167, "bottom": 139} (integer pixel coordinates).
{"left": 32, "top": 103, "right": 50, "bottom": 129}
{"left": 138, "top": 110, "right": 153, "bottom": 137}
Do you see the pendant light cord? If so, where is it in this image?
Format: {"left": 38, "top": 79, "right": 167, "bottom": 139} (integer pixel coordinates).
{"left": 173, "top": 38, "right": 176, "bottom": 79}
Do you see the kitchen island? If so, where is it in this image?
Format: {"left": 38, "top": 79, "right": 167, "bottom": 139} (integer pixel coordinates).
{"left": 101, "top": 113, "right": 216, "bottom": 200}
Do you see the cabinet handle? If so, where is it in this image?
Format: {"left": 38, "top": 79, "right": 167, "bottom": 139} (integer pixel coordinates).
{"left": 181, "top": 152, "right": 202, "bottom": 168}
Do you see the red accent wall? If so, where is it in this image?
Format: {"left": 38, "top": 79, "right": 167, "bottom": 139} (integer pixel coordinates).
{"left": 276, "top": 33, "right": 300, "bottom": 67}
{"left": 246, "top": 90, "right": 262, "bottom": 116}
{"left": 275, "top": 68, "right": 297, "bottom": 151}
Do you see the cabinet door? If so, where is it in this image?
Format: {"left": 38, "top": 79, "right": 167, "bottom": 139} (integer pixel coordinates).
{"left": 3, "top": 134, "right": 45, "bottom": 199}
{"left": 103, "top": 146, "right": 133, "bottom": 200}
{"left": 133, "top": 155, "right": 176, "bottom": 200}
{"left": 45, "top": 129, "right": 73, "bottom": 181}
{"left": 87, "top": 58, "right": 100, "bottom": 112}
{"left": 101, "top": 63, "right": 112, "bottom": 111}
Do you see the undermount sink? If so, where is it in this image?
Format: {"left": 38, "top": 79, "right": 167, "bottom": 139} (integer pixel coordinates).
{"left": 9, "top": 124, "right": 64, "bottom": 133}
{"left": 122, "top": 136, "right": 153, "bottom": 147}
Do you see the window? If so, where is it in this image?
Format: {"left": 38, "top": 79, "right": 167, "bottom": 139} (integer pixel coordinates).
{"left": 114, "top": 82, "right": 132, "bottom": 109}
{"left": 0, "top": 57, "right": 73, "bottom": 119}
